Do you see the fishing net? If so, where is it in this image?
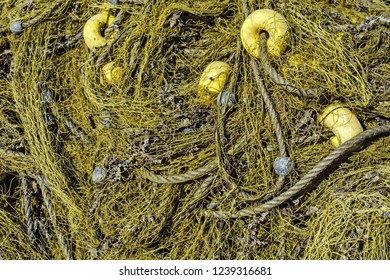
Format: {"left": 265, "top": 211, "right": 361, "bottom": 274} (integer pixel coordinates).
{"left": 0, "top": 0, "right": 389, "bottom": 259}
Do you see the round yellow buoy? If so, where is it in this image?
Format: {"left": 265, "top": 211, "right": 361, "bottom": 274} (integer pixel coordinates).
{"left": 319, "top": 104, "right": 364, "bottom": 147}
{"left": 100, "top": 62, "right": 123, "bottom": 85}
{"left": 198, "top": 61, "right": 231, "bottom": 105}
{"left": 83, "top": 13, "right": 115, "bottom": 49}
{"left": 241, "top": 9, "right": 289, "bottom": 58}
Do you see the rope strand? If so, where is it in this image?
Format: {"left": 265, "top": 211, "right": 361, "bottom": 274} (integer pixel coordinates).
{"left": 207, "top": 125, "right": 390, "bottom": 219}
{"left": 34, "top": 174, "right": 73, "bottom": 260}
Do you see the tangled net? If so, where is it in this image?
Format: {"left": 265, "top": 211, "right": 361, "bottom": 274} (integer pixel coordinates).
{"left": 0, "top": 0, "right": 389, "bottom": 260}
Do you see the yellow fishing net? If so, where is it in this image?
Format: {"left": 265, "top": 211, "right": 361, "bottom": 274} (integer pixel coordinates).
{"left": 0, "top": 0, "right": 389, "bottom": 259}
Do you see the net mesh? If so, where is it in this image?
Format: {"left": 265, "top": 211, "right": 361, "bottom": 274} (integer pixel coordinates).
{"left": 0, "top": 0, "right": 389, "bottom": 259}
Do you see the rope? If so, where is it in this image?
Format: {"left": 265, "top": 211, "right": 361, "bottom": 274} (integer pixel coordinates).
{"left": 207, "top": 124, "right": 390, "bottom": 219}
{"left": 141, "top": 133, "right": 250, "bottom": 184}
{"left": 141, "top": 161, "right": 218, "bottom": 184}
{"left": 96, "top": 10, "right": 128, "bottom": 69}
{"left": 21, "top": 176, "right": 45, "bottom": 253}
{"left": 104, "top": 10, "right": 126, "bottom": 37}
{"left": 63, "top": 117, "right": 93, "bottom": 147}
{"left": 34, "top": 174, "right": 73, "bottom": 260}
{"left": 249, "top": 46, "right": 288, "bottom": 193}
{"left": 250, "top": 60, "right": 288, "bottom": 159}
{"left": 21, "top": 0, "right": 65, "bottom": 30}
{"left": 258, "top": 35, "right": 320, "bottom": 99}
{"left": 48, "top": 31, "right": 83, "bottom": 55}
{"left": 242, "top": 0, "right": 288, "bottom": 194}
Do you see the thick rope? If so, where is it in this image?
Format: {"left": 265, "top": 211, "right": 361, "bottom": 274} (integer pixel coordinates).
{"left": 48, "top": 31, "right": 83, "bottom": 55}
{"left": 250, "top": 59, "right": 287, "bottom": 194}
{"left": 63, "top": 117, "right": 93, "bottom": 147}
{"left": 104, "top": 10, "right": 126, "bottom": 37}
{"left": 258, "top": 35, "right": 320, "bottom": 99}
{"left": 206, "top": 125, "right": 390, "bottom": 219}
{"left": 141, "top": 161, "right": 218, "bottom": 184}
{"left": 20, "top": 0, "right": 65, "bottom": 30}
{"left": 34, "top": 174, "right": 73, "bottom": 260}
{"left": 96, "top": 10, "right": 128, "bottom": 68}
{"left": 95, "top": 0, "right": 150, "bottom": 70}
{"left": 250, "top": 59, "right": 288, "bottom": 159}
{"left": 242, "top": 1, "right": 288, "bottom": 194}
{"left": 21, "top": 176, "right": 45, "bottom": 253}
{"left": 141, "top": 133, "right": 250, "bottom": 184}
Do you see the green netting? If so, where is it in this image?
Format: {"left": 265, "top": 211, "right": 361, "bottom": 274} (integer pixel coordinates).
{"left": 0, "top": 0, "right": 389, "bottom": 260}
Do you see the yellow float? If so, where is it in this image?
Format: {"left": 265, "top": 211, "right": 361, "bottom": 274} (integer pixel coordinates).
{"left": 83, "top": 12, "right": 115, "bottom": 49}
{"left": 241, "top": 9, "right": 289, "bottom": 58}
{"left": 319, "top": 104, "right": 364, "bottom": 147}
{"left": 198, "top": 61, "right": 231, "bottom": 105}
{"left": 100, "top": 62, "right": 123, "bottom": 85}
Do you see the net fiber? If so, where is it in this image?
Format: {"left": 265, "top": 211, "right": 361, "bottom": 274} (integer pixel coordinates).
{"left": 0, "top": 0, "right": 389, "bottom": 260}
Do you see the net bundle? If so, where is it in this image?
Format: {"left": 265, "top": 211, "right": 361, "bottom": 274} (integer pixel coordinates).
{"left": 0, "top": 0, "right": 389, "bottom": 259}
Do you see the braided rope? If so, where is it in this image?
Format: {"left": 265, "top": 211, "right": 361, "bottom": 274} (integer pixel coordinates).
{"left": 95, "top": 10, "right": 128, "bottom": 68}
{"left": 141, "top": 133, "right": 250, "bottom": 184}
{"left": 250, "top": 45, "right": 287, "bottom": 193}
{"left": 34, "top": 174, "right": 73, "bottom": 260}
{"left": 49, "top": 31, "right": 83, "bottom": 55}
{"left": 242, "top": 1, "right": 288, "bottom": 194}
{"left": 104, "top": 10, "right": 126, "bottom": 37}
{"left": 207, "top": 125, "right": 390, "bottom": 219}
{"left": 141, "top": 161, "right": 218, "bottom": 184}
{"left": 63, "top": 117, "right": 93, "bottom": 147}
{"left": 95, "top": 3, "right": 148, "bottom": 71}
{"left": 21, "top": 177, "right": 44, "bottom": 253}
{"left": 250, "top": 59, "right": 288, "bottom": 158}
{"left": 22, "top": 0, "right": 65, "bottom": 29}
{"left": 258, "top": 38, "right": 320, "bottom": 99}
{"left": 172, "top": 175, "right": 215, "bottom": 227}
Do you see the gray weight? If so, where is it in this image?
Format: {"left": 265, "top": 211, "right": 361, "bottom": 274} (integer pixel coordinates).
{"left": 92, "top": 166, "right": 107, "bottom": 184}
{"left": 273, "top": 156, "right": 293, "bottom": 176}
{"left": 10, "top": 20, "right": 24, "bottom": 35}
